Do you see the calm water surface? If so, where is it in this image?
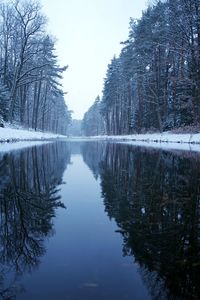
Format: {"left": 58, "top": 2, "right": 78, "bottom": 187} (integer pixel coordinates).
{"left": 0, "top": 141, "right": 199, "bottom": 300}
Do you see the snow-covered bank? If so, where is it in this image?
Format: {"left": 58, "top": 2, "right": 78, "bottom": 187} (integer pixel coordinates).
{"left": 94, "top": 132, "right": 200, "bottom": 144}
{"left": 0, "top": 127, "right": 67, "bottom": 152}
{"left": 92, "top": 132, "right": 200, "bottom": 152}
{"left": 0, "top": 127, "right": 67, "bottom": 143}
{"left": 1, "top": 126, "right": 200, "bottom": 153}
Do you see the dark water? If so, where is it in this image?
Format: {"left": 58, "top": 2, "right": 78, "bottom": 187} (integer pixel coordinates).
{"left": 0, "top": 141, "right": 199, "bottom": 300}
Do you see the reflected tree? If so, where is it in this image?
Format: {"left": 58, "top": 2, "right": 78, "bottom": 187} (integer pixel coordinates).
{"left": 82, "top": 142, "right": 200, "bottom": 299}
{"left": 81, "top": 142, "right": 107, "bottom": 180}
{"left": 0, "top": 142, "right": 71, "bottom": 299}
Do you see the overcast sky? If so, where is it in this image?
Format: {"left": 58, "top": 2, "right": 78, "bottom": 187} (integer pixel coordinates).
{"left": 40, "top": 0, "right": 147, "bottom": 119}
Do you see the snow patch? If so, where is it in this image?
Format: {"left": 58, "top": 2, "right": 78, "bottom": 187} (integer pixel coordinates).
{"left": 0, "top": 127, "right": 67, "bottom": 143}
{"left": 90, "top": 132, "right": 200, "bottom": 152}
{"left": 0, "top": 126, "right": 67, "bottom": 152}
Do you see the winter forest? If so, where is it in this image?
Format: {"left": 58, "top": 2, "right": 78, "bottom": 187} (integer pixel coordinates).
{"left": 82, "top": 0, "right": 200, "bottom": 136}
{"left": 0, "top": 0, "right": 199, "bottom": 138}
{"left": 0, "top": 0, "right": 71, "bottom": 135}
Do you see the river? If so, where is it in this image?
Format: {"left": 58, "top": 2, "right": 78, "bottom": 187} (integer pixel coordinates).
{"left": 0, "top": 141, "right": 199, "bottom": 300}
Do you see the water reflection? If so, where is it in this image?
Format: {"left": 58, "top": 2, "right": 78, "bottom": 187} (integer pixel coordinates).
{"left": 0, "top": 142, "right": 71, "bottom": 299}
{"left": 0, "top": 141, "right": 200, "bottom": 299}
{"left": 82, "top": 142, "right": 200, "bottom": 299}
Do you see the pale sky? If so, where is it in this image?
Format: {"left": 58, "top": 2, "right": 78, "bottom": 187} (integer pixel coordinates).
{"left": 40, "top": 0, "right": 147, "bottom": 119}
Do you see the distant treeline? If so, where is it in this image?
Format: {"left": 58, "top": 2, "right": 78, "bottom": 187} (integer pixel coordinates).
{"left": 0, "top": 0, "right": 71, "bottom": 134}
{"left": 82, "top": 0, "right": 200, "bottom": 135}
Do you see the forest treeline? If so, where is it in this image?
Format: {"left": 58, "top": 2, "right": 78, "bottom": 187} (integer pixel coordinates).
{"left": 0, "top": 0, "right": 71, "bottom": 134}
{"left": 82, "top": 0, "right": 200, "bottom": 136}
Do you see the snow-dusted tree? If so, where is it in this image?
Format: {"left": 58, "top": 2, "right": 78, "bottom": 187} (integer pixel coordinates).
{"left": 0, "top": 82, "right": 10, "bottom": 123}
{"left": 86, "top": 0, "right": 200, "bottom": 135}
{"left": 101, "top": 57, "right": 122, "bottom": 135}
{"left": 5, "top": 0, "right": 46, "bottom": 122}
{"left": 0, "top": 0, "right": 71, "bottom": 134}
{"left": 82, "top": 96, "right": 105, "bottom": 136}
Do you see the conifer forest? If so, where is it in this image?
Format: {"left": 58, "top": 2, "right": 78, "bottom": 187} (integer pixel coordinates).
{"left": 82, "top": 0, "right": 200, "bottom": 136}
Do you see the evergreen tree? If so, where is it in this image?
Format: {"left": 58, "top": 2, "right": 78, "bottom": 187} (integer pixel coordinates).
{"left": 84, "top": 0, "right": 200, "bottom": 135}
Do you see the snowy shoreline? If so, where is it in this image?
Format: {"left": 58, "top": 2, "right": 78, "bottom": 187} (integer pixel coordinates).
{"left": 92, "top": 132, "right": 200, "bottom": 144}
{"left": 0, "top": 127, "right": 67, "bottom": 152}
{"left": 0, "top": 127, "right": 67, "bottom": 143}
{"left": 89, "top": 132, "right": 200, "bottom": 153}
{"left": 1, "top": 126, "right": 200, "bottom": 153}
